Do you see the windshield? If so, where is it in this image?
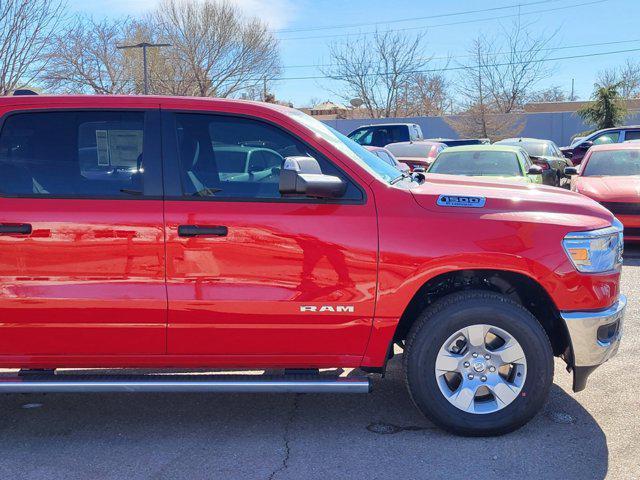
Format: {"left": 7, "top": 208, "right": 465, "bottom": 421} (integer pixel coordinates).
{"left": 584, "top": 149, "right": 640, "bottom": 176}
{"left": 287, "top": 110, "right": 401, "bottom": 182}
{"left": 429, "top": 150, "right": 522, "bottom": 176}
{"left": 499, "top": 141, "right": 548, "bottom": 157}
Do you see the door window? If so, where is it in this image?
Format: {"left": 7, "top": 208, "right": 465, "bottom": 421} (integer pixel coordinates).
{"left": 173, "top": 113, "right": 362, "bottom": 201}
{"left": 347, "top": 126, "right": 409, "bottom": 146}
{"left": 592, "top": 131, "right": 620, "bottom": 145}
{"left": 0, "top": 111, "right": 147, "bottom": 197}
{"left": 624, "top": 130, "right": 640, "bottom": 141}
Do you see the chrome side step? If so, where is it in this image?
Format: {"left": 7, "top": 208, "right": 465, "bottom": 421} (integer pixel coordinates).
{"left": 0, "top": 373, "right": 372, "bottom": 394}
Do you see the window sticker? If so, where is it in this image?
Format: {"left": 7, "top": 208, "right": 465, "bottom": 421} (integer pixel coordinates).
{"left": 96, "top": 130, "right": 110, "bottom": 166}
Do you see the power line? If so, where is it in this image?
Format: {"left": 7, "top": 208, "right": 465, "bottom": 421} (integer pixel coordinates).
{"left": 138, "top": 44, "right": 640, "bottom": 84}
{"left": 269, "top": 46, "right": 640, "bottom": 82}
{"left": 277, "top": 0, "right": 607, "bottom": 41}
{"left": 280, "top": 37, "right": 640, "bottom": 70}
{"left": 275, "top": 0, "right": 561, "bottom": 33}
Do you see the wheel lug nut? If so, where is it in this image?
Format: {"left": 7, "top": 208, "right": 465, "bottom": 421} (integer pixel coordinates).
{"left": 484, "top": 354, "right": 490, "bottom": 360}
{"left": 463, "top": 362, "right": 470, "bottom": 367}
{"left": 489, "top": 366, "right": 496, "bottom": 372}
{"left": 481, "top": 376, "right": 487, "bottom": 382}
{"left": 468, "top": 374, "right": 474, "bottom": 380}
{"left": 472, "top": 352, "right": 478, "bottom": 358}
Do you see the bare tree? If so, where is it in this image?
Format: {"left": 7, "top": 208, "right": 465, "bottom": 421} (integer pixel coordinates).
{"left": 447, "top": 37, "right": 495, "bottom": 138}
{"left": 598, "top": 60, "right": 640, "bottom": 98}
{"left": 121, "top": 19, "right": 195, "bottom": 96}
{"left": 528, "top": 85, "right": 567, "bottom": 103}
{"left": 144, "top": 0, "right": 281, "bottom": 97}
{"left": 446, "top": 106, "right": 525, "bottom": 140}
{"left": 0, "top": 0, "right": 65, "bottom": 95}
{"left": 448, "top": 19, "right": 555, "bottom": 139}
{"left": 401, "top": 73, "right": 452, "bottom": 116}
{"left": 43, "top": 15, "right": 135, "bottom": 94}
{"left": 323, "top": 30, "right": 430, "bottom": 118}
{"left": 479, "top": 18, "right": 556, "bottom": 113}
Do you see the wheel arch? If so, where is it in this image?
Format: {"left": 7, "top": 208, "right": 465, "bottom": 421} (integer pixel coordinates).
{"left": 393, "top": 268, "right": 570, "bottom": 359}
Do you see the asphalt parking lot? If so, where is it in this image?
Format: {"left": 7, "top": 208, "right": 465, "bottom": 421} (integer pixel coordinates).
{"left": 0, "top": 250, "right": 638, "bottom": 480}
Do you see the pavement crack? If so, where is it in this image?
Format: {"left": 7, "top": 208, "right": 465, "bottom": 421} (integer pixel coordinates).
{"left": 267, "top": 393, "right": 299, "bottom": 480}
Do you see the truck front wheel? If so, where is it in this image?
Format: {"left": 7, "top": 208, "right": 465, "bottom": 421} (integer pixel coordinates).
{"left": 403, "top": 290, "right": 554, "bottom": 436}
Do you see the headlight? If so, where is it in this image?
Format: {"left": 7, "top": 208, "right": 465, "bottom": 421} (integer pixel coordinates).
{"left": 563, "top": 219, "right": 623, "bottom": 273}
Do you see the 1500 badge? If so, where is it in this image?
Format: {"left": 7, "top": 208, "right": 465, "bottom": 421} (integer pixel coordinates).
{"left": 436, "top": 195, "right": 486, "bottom": 208}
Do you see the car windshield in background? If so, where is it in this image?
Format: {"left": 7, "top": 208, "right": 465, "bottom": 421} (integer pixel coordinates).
{"left": 584, "top": 149, "right": 640, "bottom": 176}
{"left": 500, "top": 141, "right": 547, "bottom": 157}
{"left": 430, "top": 151, "right": 522, "bottom": 176}
{"left": 287, "top": 110, "right": 401, "bottom": 183}
{"left": 348, "top": 125, "right": 409, "bottom": 146}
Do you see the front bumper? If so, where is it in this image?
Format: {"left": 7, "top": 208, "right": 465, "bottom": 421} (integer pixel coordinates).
{"left": 560, "top": 294, "right": 626, "bottom": 392}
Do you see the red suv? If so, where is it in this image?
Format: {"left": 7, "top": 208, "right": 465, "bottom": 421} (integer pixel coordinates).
{"left": 0, "top": 95, "right": 625, "bottom": 436}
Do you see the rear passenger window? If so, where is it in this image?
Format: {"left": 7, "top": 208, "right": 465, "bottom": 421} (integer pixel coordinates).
{"left": 174, "top": 113, "right": 362, "bottom": 201}
{"left": 0, "top": 111, "right": 146, "bottom": 197}
{"left": 625, "top": 130, "right": 640, "bottom": 141}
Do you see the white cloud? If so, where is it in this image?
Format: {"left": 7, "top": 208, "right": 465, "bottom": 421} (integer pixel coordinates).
{"left": 228, "top": 0, "right": 299, "bottom": 30}
{"left": 69, "top": 0, "right": 159, "bottom": 15}
{"left": 70, "top": 0, "right": 299, "bottom": 29}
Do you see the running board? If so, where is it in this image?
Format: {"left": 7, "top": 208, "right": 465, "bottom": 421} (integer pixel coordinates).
{"left": 0, "top": 373, "right": 372, "bottom": 394}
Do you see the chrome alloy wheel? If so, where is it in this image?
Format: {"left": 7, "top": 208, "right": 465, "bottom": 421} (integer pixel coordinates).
{"left": 434, "top": 324, "right": 527, "bottom": 414}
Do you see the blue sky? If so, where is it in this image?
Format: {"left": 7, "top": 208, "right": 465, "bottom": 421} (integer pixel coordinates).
{"left": 69, "top": 0, "right": 640, "bottom": 107}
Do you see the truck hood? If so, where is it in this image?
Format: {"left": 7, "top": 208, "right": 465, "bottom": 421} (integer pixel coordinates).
{"left": 410, "top": 173, "right": 613, "bottom": 230}
{"left": 575, "top": 176, "right": 640, "bottom": 202}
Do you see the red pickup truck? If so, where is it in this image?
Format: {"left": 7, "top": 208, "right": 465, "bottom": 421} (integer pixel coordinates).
{"left": 0, "top": 95, "right": 625, "bottom": 436}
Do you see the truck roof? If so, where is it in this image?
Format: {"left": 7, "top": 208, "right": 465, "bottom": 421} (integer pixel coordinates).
{"left": 0, "top": 94, "right": 295, "bottom": 116}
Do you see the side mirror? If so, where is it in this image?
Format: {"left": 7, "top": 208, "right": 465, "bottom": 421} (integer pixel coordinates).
{"left": 528, "top": 164, "right": 543, "bottom": 175}
{"left": 577, "top": 140, "right": 594, "bottom": 150}
{"left": 565, "top": 166, "right": 579, "bottom": 176}
{"left": 413, "top": 166, "right": 426, "bottom": 173}
{"left": 279, "top": 156, "right": 346, "bottom": 199}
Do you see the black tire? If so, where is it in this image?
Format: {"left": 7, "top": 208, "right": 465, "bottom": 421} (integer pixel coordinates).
{"left": 403, "top": 290, "right": 553, "bottom": 437}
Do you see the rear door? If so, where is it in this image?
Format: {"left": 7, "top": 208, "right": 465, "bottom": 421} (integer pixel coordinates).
{"left": 0, "top": 107, "right": 166, "bottom": 355}
{"left": 161, "top": 109, "right": 378, "bottom": 362}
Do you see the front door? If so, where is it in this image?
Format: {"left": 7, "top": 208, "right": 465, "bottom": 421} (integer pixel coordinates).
{"left": 162, "top": 111, "right": 378, "bottom": 362}
{"left": 0, "top": 108, "right": 166, "bottom": 355}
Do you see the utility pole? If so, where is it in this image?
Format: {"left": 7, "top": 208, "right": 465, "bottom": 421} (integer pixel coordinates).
{"left": 570, "top": 78, "right": 575, "bottom": 101}
{"left": 117, "top": 42, "right": 171, "bottom": 95}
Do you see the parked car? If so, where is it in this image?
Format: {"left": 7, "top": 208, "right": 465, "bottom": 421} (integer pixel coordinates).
{"left": 384, "top": 140, "right": 447, "bottom": 171}
{"left": 0, "top": 94, "right": 624, "bottom": 437}
{"left": 561, "top": 125, "right": 640, "bottom": 165}
{"left": 494, "top": 137, "right": 572, "bottom": 187}
{"left": 566, "top": 143, "right": 640, "bottom": 241}
{"left": 427, "top": 145, "right": 544, "bottom": 184}
{"left": 364, "top": 146, "right": 410, "bottom": 172}
{"left": 213, "top": 145, "right": 283, "bottom": 182}
{"left": 347, "top": 123, "right": 423, "bottom": 147}
{"left": 427, "top": 138, "right": 490, "bottom": 147}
